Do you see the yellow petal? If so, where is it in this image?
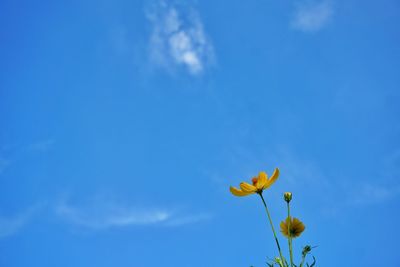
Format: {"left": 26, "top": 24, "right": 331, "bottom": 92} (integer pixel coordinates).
{"left": 240, "top": 182, "right": 257, "bottom": 192}
{"left": 230, "top": 186, "right": 252, "bottom": 197}
{"left": 293, "top": 218, "right": 305, "bottom": 230}
{"left": 256, "top": 172, "right": 267, "bottom": 189}
{"left": 292, "top": 218, "right": 301, "bottom": 226}
{"left": 289, "top": 218, "right": 305, "bottom": 237}
{"left": 280, "top": 221, "right": 286, "bottom": 231}
{"left": 280, "top": 221, "right": 289, "bottom": 237}
{"left": 263, "top": 168, "right": 280, "bottom": 189}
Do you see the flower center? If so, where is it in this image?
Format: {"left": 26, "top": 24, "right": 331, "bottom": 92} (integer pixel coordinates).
{"left": 252, "top": 177, "right": 258, "bottom": 185}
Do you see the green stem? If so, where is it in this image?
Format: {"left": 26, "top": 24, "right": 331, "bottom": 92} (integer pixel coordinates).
{"left": 259, "top": 193, "right": 287, "bottom": 267}
{"left": 287, "top": 203, "right": 294, "bottom": 267}
{"left": 299, "top": 254, "right": 306, "bottom": 267}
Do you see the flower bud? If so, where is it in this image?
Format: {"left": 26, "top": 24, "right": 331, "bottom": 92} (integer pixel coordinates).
{"left": 302, "top": 245, "right": 312, "bottom": 256}
{"left": 284, "top": 192, "right": 292, "bottom": 203}
{"left": 274, "top": 257, "right": 283, "bottom": 267}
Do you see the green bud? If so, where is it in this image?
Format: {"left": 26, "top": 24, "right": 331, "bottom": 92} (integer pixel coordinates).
{"left": 274, "top": 257, "right": 284, "bottom": 267}
{"left": 284, "top": 192, "right": 292, "bottom": 203}
{"left": 302, "top": 245, "right": 312, "bottom": 256}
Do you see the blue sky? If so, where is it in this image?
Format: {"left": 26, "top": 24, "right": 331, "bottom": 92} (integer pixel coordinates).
{"left": 1, "top": 0, "right": 400, "bottom": 266}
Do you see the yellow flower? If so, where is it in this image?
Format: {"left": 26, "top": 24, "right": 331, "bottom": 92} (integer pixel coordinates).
{"left": 280, "top": 216, "right": 305, "bottom": 238}
{"left": 229, "top": 168, "right": 280, "bottom": 197}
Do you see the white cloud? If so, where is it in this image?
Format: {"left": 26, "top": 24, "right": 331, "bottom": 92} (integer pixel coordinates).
{"left": 274, "top": 148, "right": 400, "bottom": 208}
{"left": 0, "top": 157, "right": 10, "bottom": 174}
{"left": 56, "top": 199, "right": 209, "bottom": 230}
{"left": 291, "top": 1, "right": 333, "bottom": 32}
{"left": 348, "top": 183, "right": 400, "bottom": 205}
{"left": 0, "top": 215, "right": 27, "bottom": 238}
{"left": 147, "top": 1, "right": 214, "bottom": 75}
{"left": 0, "top": 207, "right": 38, "bottom": 238}
{"left": 165, "top": 213, "right": 211, "bottom": 227}
{"left": 347, "top": 150, "right": 400, "bottom": 205}
{"left": 27, "top": 139, "right": 55, "bottom": 152}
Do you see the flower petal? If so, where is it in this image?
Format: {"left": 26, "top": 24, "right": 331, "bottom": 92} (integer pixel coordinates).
{"left": 256, "top": 172, "right": 267, "bottom": 189}
{"left": 293, "top": 218, "right": 305, "bottom": 231}
{"left": 290, "top": 217, "right": 305, "bottom": 237}
{"left": 280, "top": 220, "right": 289, "bottom": 238}
{"left": 292, "top": 218, "right": 301, "bottom": 226}
{"left": 230, "top": 186, "right": 252, "bottom": 197}
{"left": 240, "top": 182, "right": 257, "bottom": 192}
{"left": 263, "top": 168, "right": 280, "bottom": 189}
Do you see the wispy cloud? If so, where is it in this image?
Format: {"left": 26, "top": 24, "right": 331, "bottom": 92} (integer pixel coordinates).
{"left": 348, "top": 183, "right": 400, "bottom": 206}
{"left": 147, "top": 1, "right": 214, "bottom": 75}
{"left": 275, "top": 148, "right": 400, "bottom": 209}
{"left": 0, "top": 157, "right": 11, "bottom": 175}
{"left": 347, "top": 150, "right": 400, "bottom": 206}
{"left": 291, "top": 1, "right": 333, "bottom": 32}
{"left": 55, "top": 199, "right": 210, "bottom": 230}
{"left": 27, "top": 139, "right": 55, "bottom": 152}
{"left": 0, "top": 206, "right": 38, "bottom": 238}
{"left": 165, "top": 213, "right": 211, "bottom": 227}
{"left": 0, "top": 139, "right": 54, "bottom": 176}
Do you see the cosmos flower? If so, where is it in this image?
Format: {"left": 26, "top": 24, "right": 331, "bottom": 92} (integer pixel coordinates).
{"left": 229, "top": 168, "right": 280, "bottom": 197}
{"left": 280, "top": 216, "right": 305, "bottom": 238}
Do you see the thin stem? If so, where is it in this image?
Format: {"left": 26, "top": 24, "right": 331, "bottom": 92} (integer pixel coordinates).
{"left": 299, "top": 254, "right": 306, "bottom": 267}
{"left": 259, "top": 193, "right": 286, "bottom": 267}
{"left": 287, "top": 203, "right": 294, "bottom": 267}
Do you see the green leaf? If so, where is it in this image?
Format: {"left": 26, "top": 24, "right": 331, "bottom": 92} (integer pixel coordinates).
{"left": 309, "top": 256, "right": 316, "bottom": 267}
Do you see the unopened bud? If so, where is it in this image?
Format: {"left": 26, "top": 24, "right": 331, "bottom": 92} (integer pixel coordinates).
{"left": 284, "top": 192, "right": 292, "bottom": 203}
{"left": 274, "top": 257, "right": 283, "bottom": 266}
{"left": 302, "top": 245, "right": 312, "bottom": 256}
